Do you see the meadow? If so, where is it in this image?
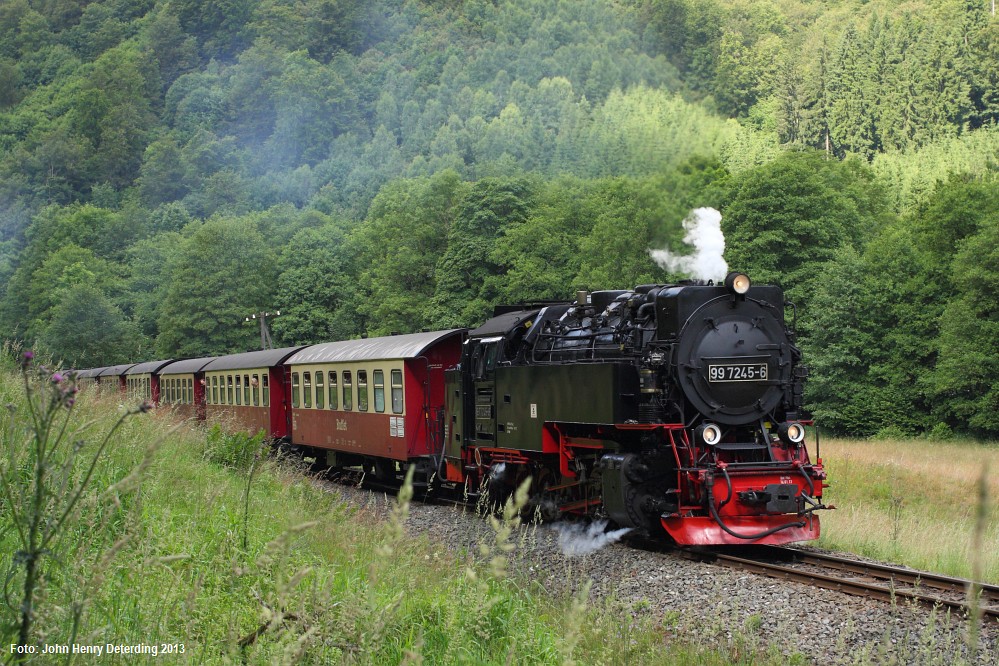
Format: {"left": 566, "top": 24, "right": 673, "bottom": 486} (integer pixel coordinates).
{"left": 813, "top": 436, "right": 999, "bottom": 584}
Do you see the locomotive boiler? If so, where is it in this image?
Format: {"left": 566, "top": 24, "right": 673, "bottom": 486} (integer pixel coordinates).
{"left": 442, "top": 272, "right": 827, "bottom": 545}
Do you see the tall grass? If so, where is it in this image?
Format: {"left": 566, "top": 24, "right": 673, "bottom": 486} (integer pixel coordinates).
{"left": 813, "top": 436, "right": 998, "bottom": 583}
{"left": 0, "top": 352, "right": 795, "bottom": 665}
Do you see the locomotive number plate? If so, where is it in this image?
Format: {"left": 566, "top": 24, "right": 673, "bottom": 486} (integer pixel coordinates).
{"left": 708, "top": 363, "right": 768, "bottom": 382}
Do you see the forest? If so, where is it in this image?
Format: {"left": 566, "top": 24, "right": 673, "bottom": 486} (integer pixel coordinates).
{"left": 0, "top": 0, "right": 997, "bottom": 438}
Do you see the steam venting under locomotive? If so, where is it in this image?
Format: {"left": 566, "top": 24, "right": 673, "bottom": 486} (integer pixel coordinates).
{"left": 445, "top": 272, "right": 828, "bottom": 546}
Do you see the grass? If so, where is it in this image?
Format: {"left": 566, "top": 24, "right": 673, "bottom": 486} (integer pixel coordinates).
{"left": 0, "top": 352, "right": 798, "bottom": 665}
{"left": 812, "top": 435, "right": 999, "bottom": 583}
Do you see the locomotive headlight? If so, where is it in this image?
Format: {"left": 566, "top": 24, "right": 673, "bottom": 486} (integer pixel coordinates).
{"left": 725, "top": 272, "right": 751, "bottom": 295}
{"left": 697, "top": 422, "right": 723, "bottom": 446}
{"left": 778, "top": 421, "right": 806, "bottom": 446}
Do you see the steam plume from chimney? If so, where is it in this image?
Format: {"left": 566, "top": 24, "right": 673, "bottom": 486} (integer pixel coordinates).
{"left": 649, "top": 207, "right": 728, "bottom": 282}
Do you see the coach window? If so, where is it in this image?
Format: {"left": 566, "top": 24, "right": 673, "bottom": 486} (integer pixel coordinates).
{"left": 292, "top": 372, "right": 300, "bottom": 408}
{"left": 262, "top": 374, "right": 270, "bottom": 407}
{"left": 188, "top": 378, "right": 194, "bottom": 404}
{"left": 391, "top": 370, "right": 404, "bottom": 414}
{"left": 252, "top": 375, "right": 260, "bottom": 406}
{"left": 212, "top": 376, "right": 218, "bottom": 404}
{"left": 358, "top": 370, "right": 369, "bottom": 412}
{"left": 303, "top": 372, "right": 312, "bottom": 408}
{"left": 329, "top": 372, "right": 338, "bottom": 410}
{"left": 343, "top": 371, "right": 353, "bottom": 411}
{"left": 373, "top": 370, "right": 385, "bottom": 413}
{"left": 315, "top": 371, "right": 325, "bottom": 409}
{"left": 235, "top": 373, "right": 243, "bottom": 405}
{"left": 243, "top": 375, "right": 250, "bottom": 406}
{"left": 227, "top": 375, "right": 234, "bottom": 404}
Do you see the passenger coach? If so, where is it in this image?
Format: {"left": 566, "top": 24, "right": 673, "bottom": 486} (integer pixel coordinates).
{"left": 286, "top": 330, "right": 464, "bottom": 480}
{"left": 202, "top": 346, "right": 304, "bottom": 439}
{"left": 124, "top": 359, "right": 174, "bottom": 403}
{"left": 159, "top": 357, "right": 215, "bottom": 420}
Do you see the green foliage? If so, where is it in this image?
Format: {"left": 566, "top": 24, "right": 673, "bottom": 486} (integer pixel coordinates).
{"left": 270, "top": 220, "right": 360, "bottom": 344}
{"left": 429, "top": 176, "right": 536, "bottom": 328}
{"left": 931, "top": 212, "right": 999, "bottom": 434}
{"left": 156, "top": 215, "right": 278, "bottom": 356}
{"left": 721, "top": 150, "right": 887, "bottom": 310}
{"left": 39, "top": 283, "right": 145, "bottom": 368}
{"left": 0, "top": 0, "right": 997, "bottom": 437}
{"left": 204, "top": 423, "right": 268, "bottom": 470}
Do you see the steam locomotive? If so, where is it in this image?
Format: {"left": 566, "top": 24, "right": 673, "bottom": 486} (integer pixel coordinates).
{"left": 79, "top": 272, "right": 828, "bottom": 546}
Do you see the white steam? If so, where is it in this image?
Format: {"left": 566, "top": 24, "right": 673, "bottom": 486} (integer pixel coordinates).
{"left": 649, "top": 207, "right": 728, "bottom": 282}
{"left": 553, "top": 520, "right": 632, "bottom": 557}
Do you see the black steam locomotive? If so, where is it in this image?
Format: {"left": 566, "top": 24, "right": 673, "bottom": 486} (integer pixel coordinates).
{"left": 442, "top": 272, "right": 827, "bottom": 545}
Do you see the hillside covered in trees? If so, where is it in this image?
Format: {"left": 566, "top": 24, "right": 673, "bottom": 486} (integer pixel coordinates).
{"left": 1, "top": 0, "right": 997, "bottom": 438}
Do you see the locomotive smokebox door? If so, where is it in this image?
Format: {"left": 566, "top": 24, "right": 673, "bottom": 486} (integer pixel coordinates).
{"left": 671, "top": 290, "right": 793, "bottom": 425}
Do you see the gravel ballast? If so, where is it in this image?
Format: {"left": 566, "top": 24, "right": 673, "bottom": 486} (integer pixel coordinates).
{"left": 323, "top": 480, "right": 998, "bottom": 665}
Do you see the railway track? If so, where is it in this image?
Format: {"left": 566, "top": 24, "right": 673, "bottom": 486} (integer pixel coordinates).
{"left": 682, "top": 545, "right": 999, "bottom": 620}
{"left": 318, "top": 468, "right": 999, "bottom": 622}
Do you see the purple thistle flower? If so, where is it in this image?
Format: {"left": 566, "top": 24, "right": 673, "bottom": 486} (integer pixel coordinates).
{"left": 23, "top": 350, "right": 34, "bottom": 360}
{"left": 51, "top": 372, "right": 64, "bottom": 383}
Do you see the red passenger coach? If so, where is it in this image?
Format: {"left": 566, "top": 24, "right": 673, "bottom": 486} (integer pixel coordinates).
{"left": 202, "top": 346, "right": 305, "bottom": 439}
{"left": 285, "top": 330, "right": 464, "bottom": 475}
{"left": 159, "top": 357, "right": 216, "bottom": 420}
{"left": 124, "top": 359, "right": 174, "bottom": 403}
{"left": 97, "top": 364, "right": 137, "bottom": 393}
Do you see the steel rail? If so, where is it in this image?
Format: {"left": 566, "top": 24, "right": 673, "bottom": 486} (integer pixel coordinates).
{"left": 687, "top": 546, "right": 999, "bottom": 620}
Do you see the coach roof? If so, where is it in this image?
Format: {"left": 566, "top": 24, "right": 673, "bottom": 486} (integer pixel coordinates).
{"left": 201, "top": 346, "right": 305, "bottom": 372}
{"left": 287, "top": 330, "right": 463, "bottom": 365}
{"left": 159, "top": 357, "right": 216, "bottom": 375}
{"left": 98, "top": 364, "right": 136, "bottom": 377}
{"left": 125, "top": 360, "right": 175, "bottom": 375}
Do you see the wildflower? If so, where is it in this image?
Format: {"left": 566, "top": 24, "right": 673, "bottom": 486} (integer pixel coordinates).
{"left": 51, "top": 372, "right": 63, "bottom": 384}
{"left": 23, "top": 350, "right": 34, "bottom": 361}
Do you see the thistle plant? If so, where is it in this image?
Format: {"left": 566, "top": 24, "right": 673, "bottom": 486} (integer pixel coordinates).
{"left": 0, "top": 351, "right": 148, "bottom": 656}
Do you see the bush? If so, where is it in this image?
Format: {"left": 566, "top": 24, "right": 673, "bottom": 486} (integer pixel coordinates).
{"left": 203, "top": 423, "right": 268, "bottom": 470}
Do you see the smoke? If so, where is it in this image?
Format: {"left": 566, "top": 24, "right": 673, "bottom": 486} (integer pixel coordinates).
{"left": 553, "top": 520, "right": 632, "bottom": 557}
{"left": 649, "top": 207, "right": 728, "bottom": 282}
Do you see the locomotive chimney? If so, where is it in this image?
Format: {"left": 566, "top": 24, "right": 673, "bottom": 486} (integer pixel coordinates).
{"left": 576, "top": 290, "right": 589, "bottom": 305}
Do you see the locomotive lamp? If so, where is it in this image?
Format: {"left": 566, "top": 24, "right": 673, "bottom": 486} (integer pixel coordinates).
{"left": 778, "top": 421, "right": 806, "bottom": 446}
{"left": 696, "top": 422, "right": 723, "bottom": 446}
{"left": 725, "top": 272, "right": 751, "bottom": 295}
